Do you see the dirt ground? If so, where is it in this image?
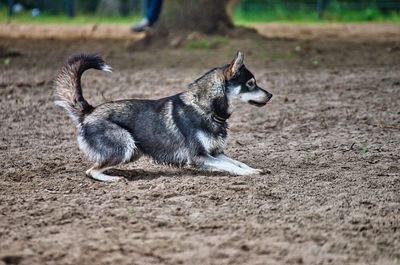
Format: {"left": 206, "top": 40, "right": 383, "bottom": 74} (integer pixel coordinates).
{"left": 0, "top": 24, "right": 399, "bottom": 265}
{"left": 1, "top": 22, "right": 399, "bottom": 41}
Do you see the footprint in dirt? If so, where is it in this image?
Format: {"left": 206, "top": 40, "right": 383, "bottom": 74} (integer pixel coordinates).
{"left": 2, "top": 254, "right": 23, "bottom": 265}
{"left": 0, "top": 46, "right": 23, "bottom": 58}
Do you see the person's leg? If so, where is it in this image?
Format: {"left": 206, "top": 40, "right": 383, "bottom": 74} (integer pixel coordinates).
{"left": 131, "top": 0, "right": 162, "bottom": 32}
{"left": 146, "top": 0, "right": 163, "bottom": 25}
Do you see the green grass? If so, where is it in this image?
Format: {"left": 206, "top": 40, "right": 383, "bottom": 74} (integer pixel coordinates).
{"left": 3, "top": 57, "right": 11, "bottom": 66}
{"left": 185, "top": 37, "right": 228, "bottom": 50}
{"left": 1, "top": 6, "right": 399, "bottom": 25}
{"left": 234, "top": 7, "right": 400, "bottom": 24}
{"left": 0, "top": 10, "right": 141, "bottom": 24}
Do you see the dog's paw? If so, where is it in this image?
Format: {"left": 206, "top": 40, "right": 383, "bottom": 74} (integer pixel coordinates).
{"left": 252, "top": 168, "right": 264, "bottom": 175}
{"left": 86, "top": 172, "right": 123, "bottom": 182}
{"left": 104, "top": 176, "right": 123, "bottom": 182}
{"left": 245, "top": 168, "right": 263, "bottom": 175}
{"left": 234, "top": 168, "right": 263, "bottom": 175}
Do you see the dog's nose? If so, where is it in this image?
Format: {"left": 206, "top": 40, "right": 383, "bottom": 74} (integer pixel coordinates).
{"left": 265, "top": 92, "right": 273, "bottom": 104}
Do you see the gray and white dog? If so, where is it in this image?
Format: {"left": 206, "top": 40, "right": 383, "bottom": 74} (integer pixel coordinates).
{"left": 55, "top": 52, "right": 272, "bottom": 181}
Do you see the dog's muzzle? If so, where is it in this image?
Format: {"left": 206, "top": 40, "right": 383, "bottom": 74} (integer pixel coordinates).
{"left": 249, "top": 91, "right": 273, "bottom": 107}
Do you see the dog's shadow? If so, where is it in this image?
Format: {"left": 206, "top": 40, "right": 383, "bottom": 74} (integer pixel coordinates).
{"left": 104, "top": 168, "right": 228, "bottom": 181}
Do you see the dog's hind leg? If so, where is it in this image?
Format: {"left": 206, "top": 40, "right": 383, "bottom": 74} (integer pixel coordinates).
{"left": 86, "top": 163, "right": 122, "bottom": 182}
{"left": 78, "top": 120, "right": 138, "bottom": 182}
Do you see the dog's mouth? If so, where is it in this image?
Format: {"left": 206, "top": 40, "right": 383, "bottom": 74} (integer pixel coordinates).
{"left": 248, "top": 98, "right": 272, "bottom": 107}
{"left": 248, "top": 100, "right": 266, "bottom": 107}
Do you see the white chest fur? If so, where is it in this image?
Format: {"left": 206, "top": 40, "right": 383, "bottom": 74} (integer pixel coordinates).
{"left": 196, "top": 131, "right": 225, "bottom": 154}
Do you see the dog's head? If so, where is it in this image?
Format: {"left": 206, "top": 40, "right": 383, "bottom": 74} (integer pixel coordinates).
{"left": 187, "top": 51, "right": 272, "bottom": 119}
{"left": 224, "top": 51, "right": 272, "bottom": 107}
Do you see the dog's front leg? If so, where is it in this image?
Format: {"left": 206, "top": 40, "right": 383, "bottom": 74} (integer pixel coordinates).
{"left": 215, "top": 153, "right": 263, "bottom": 174}
{"left": 199, "top": 155, "right": 260, "bottom": 175}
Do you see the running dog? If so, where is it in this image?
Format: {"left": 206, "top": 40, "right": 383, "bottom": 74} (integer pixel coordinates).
{"left": 54, "top": 52, "right": 273, "bottom": 181}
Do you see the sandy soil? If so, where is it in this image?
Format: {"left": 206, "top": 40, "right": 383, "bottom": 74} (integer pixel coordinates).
{"left": 252, "top": 23, "right": 400, "bottom": 42}
{"left": 1, "top": 22, "right": 400, "bottom": 41}
{"left": 0, "top": 23, "right": 145, "bottom": 40}
{"left": 0, "top": 24, "right": 399, "bottom": 265}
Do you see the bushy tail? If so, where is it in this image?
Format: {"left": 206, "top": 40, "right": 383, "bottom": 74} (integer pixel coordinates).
{"left": 54, "top": 53, "right": 112, "bottom": 124}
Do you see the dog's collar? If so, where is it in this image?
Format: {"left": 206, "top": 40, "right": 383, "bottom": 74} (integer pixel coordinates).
{"left": 212, "top": 113, "right": 228, "bottom": 124}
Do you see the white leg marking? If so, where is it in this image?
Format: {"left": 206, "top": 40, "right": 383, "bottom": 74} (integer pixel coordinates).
{"left": 86, "top": 167, "right": 121, "bottom": 182}
{"left": 123, "top": 136, "right": 136, "bottom": 163}
{"left": 196, "top": 131, "right": 225, "bottom": 154}
{"left": 215, "top": 154, "right": 262, "bottom": 174}
{"left": 202, "top": 155, "right": 261, "bottom": 175}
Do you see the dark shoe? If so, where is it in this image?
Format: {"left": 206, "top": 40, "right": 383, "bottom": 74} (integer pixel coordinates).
{"left": 131, "top": 18, "right": 150, "bottom": 32}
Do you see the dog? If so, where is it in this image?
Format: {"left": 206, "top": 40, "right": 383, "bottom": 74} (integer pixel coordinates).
{"left": 54, "top": 51, "right": 272, "bottom": 181}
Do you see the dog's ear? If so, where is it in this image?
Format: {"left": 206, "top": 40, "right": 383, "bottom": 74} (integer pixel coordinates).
{"left": 225, "top": 51, "right": 244, "bottom": 79}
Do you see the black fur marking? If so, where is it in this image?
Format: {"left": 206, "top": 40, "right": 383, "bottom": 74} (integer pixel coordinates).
{"left": 211, "top": 96, "right": 231, "bottom": 121}
{"left": 226, "top": 65, "right": 255, "bottom": 94}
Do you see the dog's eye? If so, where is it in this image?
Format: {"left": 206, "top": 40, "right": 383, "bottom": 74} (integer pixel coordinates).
{"left": 246, "top": 79, "right": 255, "bottom": 88}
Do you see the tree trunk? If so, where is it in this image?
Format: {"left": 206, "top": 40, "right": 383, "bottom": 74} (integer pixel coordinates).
{"left": 128, "top": 0, "right": 260, "bottom": 50}
{"left": 154, "top": 0, "right": 234, "bottom": 36}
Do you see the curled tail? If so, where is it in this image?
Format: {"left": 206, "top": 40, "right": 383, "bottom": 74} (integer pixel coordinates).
{"left": 54, "top": 53, "right": 112, "bottom": 124}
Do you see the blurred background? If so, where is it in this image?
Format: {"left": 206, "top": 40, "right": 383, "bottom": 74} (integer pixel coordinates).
{"left": 2, "top": 0, "right": 400, "bottom": 24}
